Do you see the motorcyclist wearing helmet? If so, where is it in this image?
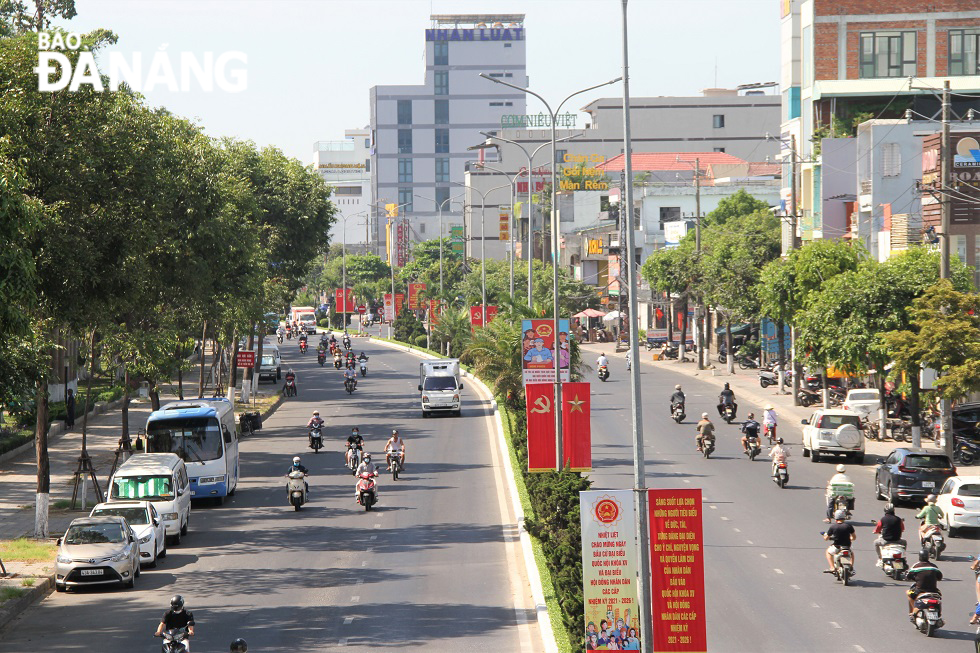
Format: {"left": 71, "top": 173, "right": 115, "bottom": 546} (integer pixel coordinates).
{"left": 824, "top": 464, "right": 854, "bottom": 523}
{"left": 916, "top": 494, "right": 945, "bottom": 545}
{"left": 717, "top": 382, "right": 737, "bottom": 418}
{"left": 355, "top": 453, "right": 378, "bottom": 500}
{"left": 768, "top": 437, "right": 790, "bottom": 476}
{"left": 823, "top": 509, "right": 856, "bottom": 573}
{"left": 358, "top": 351, "right": 368, "bottom": 361}
{"left": 286, "top": 456, "right": 310, "bottom": 495}
{"left": 343, "top": 332, "right": 352, "bottom": 349}
{"left": 344, "top": 366, "right": 357, "bottom": 388}
{"left": 669, "top": 385, "right": 685, "bottom": 413}
{"left": 740, "top": 412, "right": 761, "bottom": 454}
{"left": 385, "top": 429, "right": 406, "bottom": 470}
{"left": 346, "top": 428, "right": 364, "bottom": 467}
{"left": 906, "top": 549, "right": 943, "bottom": 618}
{"left": 873, "top": 503, "right": 906, "bottom": 566}
{"left": 230, "top": 639, "right": 248, "bottom": 653}
{"left": 695, "top": 413, "right": 715, "bottom": 453}
{"left": 307, "top": 411, "right": 325, "bottom": 430}
{"left": 155, "top": 595, "right": 195, "bottom": 648}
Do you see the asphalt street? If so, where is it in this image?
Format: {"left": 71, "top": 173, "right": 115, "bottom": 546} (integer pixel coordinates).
{"left": 587, "top": 359, "right": 980, "bottom": 653}
{"left": 0, "top": 337, "right": 538, "bottom": 652}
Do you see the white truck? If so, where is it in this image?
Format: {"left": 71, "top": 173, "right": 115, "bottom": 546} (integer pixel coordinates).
{"left": 419, "top": 359, "right": 463, "bottom": 417}
{"left": 290, "top": 306, "right": 317, "bottom": 334}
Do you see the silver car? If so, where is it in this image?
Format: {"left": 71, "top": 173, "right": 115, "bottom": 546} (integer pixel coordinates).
{"left": 55, "top": 516, "right": 140, "bottom": 591}
{"left": 89, "top": 501, "right": 167, "bottom": 568}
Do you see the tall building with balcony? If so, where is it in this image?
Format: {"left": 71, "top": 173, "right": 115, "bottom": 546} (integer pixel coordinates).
{"left": 369, "top": 14, "right": 527, "bottom": 261}
{"left": 314, "top": 128, "right": 372, "bottom": 247}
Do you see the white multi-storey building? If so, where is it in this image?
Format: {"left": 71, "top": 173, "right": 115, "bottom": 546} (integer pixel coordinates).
{"left": 314, "top": 128, "right": 372, "bottom": 246}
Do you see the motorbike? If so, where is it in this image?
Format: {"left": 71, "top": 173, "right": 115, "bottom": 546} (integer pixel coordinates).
{"left": 317, "top": 350, "right": 326, "bottom": 367}
{"left": 737, "top": 355, "right": 760, "bottom": 370}
{"left": 286, "top": 329, "right": 293, "bottom": 340}
{"left": 671, "top": 402, "right": 685, "bottom": 424}
{"left": 661, "top": 345, "right": 679, "bottom": 360}
{"left": 700, "top": 434, "right": 715, "bottom": 459}
{"left": 829, "top": 546, "right": 854, "bottom": 586}
{"left": 763, "top": 423, "right": 777, "bottom": 446}
{"left": 277, "top": 332, "right": 284, "bottom": 344}
{"left": 954, "top": 437, "right": 980, "bottom": 465}
{"left": 911, "top": 591, "right": 944, "bottom": 637}
{"left": 921, "top": 525, "right": 946, "bottom": 561}
{"left": 744, "top": 434, "right": 761, "bottom": 461}
{"left": 334, "top": 355, "right": 343, "bottom": 369}
{"left": 356, "top": 471, "right": 379, "bottom": 511}
{"left": 798, "top": 388, "right": 821, "bottom": 407}
{"left": 347, "top": 444, "right": 362, "bottom": 474}
{"left": 345, "top": 377, "right": 356, "bottom": 394}
{"left": 299, "top": 339, "right": 308, "bottom": 354}
{"left": 387, "top": 449, "right": 403, "bottom": 481}
{"left": 722, "top": 403, "right": 736, "bottom": 424}
{"left": 878, "top": 538, "right": 908, "bottom": 580}
{"left": 360, "top": 360, "right": 368, "bottom": 377}
{"left": 309, "top": 426, "right": 323, "bottom": 453}
{"left": 287, "top": 470, "right": 307, "bottom": 511}
{"left": 283, "top": 377, "right": 297, "bottom": 397}
{"left": 160, "top": 627, "right": 190, "bottom": 653}
{"left": 759, "top": 367, "right": 792, "bottom": 389}
{"left": 832, "top": 494, "right": 853, "bottom": 521}
{"left": 598, "top": 365, "right": 609, "bottom": 382}
{"left": 343, "top": 338, "right": 352, "bottom": 351}
{"left": 772, "top": 460, "right": 789, "bottom": 488}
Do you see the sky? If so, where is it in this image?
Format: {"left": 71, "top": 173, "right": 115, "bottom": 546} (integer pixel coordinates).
{"left": 59, "top": 0, "right": 780, "bottom": 164}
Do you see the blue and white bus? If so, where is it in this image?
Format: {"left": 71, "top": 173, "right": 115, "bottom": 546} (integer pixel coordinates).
{"left": 143, "top": 398, "right": 240, "bottom": 503}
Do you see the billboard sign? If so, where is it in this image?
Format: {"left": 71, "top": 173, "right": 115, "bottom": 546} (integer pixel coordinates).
{"left": 235, "top": 351, "right": 255, "bottom": 368}
{"left": 521, "top": 319, "right": 571, "bottom": 385}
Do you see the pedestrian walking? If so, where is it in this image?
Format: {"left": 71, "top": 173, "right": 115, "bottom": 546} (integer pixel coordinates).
{"left": 65, "top": 388, "right": 75, "bottom": 429}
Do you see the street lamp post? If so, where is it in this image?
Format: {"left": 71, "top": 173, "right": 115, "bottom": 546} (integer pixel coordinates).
{"left": 481, "top": 72, "right": 622, "bottom": 469}
{"left": 384, "top": 199, "right": 413, "bottom": 340}
{"left": 453, "top": 180, "right": 512, "bottom": 323}
{"left": 477, "top": 132, "right": 582, "bottom": 309}
{"left": 414, "top": 192, "right": 464, "bottom": 298}
{"left": 473, "top": 163, "right": 522, "bottom": 301}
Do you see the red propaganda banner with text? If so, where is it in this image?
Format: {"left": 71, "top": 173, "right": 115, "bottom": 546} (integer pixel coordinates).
{"left": 394, "top": 292, "right": 405, "bottom": 316}
{"left": 526, "top": 383, "right": 557, "bottom": 473}
{"left": 561, "top": 382, "right": 592, "bottom": 471}
{"left": 428, "top": 299, "right": 441, "bottom": 326}
{"left": 408, "top": 283, "right": 426, "bottom": 310}
{"left": 649, "top": 488, "right": 707, "bottom": 653}
{"left": 334, "top": 287, "right": 355, "bottom": 312}
{"left": 235, "top": 351, "right": 255, "bottom": 368}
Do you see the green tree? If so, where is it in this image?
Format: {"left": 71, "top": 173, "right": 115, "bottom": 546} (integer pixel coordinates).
{"left": 703, "top": 189, "right": 771, "bottom": 227}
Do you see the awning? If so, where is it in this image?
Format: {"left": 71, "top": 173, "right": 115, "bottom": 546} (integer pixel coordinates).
{"left": 603, "top": 311, "right": 623, "bottom": 321}
{"left": 574, "top": 308, "right": 607, "bottom": 318}
{"left": 714, "top": 322, "right": 752, "bottom": 336}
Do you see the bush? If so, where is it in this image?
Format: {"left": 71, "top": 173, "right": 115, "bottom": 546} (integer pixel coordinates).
{"left": 413, "top": 335, "right": 428, "bottom": 347}
{"left": 319, "top": 318, "right": 330, "bottom": 328}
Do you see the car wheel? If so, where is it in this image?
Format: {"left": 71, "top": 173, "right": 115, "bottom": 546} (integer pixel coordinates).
{"left": 887, "top": 482, "right": 897, "bottom": 504}
{"left": 158, "top": 541, "right": 167, "bottom": 559}
{"left": 180, "top": 515, "right": 188, "bottom": 536}
{"left": 147, "top": 551, "right": 157, "bottom": 569}
{"left": 803, "top": 447, "right": 810, "bottom": 458}
{"left": 854, "top": 453, "right": 865, "bottom": 464}
{"left": 811, "top": 450, "right": 821, "bottom": 463}
{"left": 170, "top": 528, "right": 181, "bottom": 546}
{"left": 55, "top": 583, "right": 65, "bottom": 592}
{"left": 875, "top": 477, "right": 885, "bottom": 501}
{"left": 134, "top": 561, "right": 141, "bottom": 578}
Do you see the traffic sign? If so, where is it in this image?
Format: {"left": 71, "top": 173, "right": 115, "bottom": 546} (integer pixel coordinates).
{"left": 236, "top": 351, "right": 255, "bottom": 368}
{"left": 357, "top": 305, "right": 367, "bottom": 314}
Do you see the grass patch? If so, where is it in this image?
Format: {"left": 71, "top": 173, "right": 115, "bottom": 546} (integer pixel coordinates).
{"left": 235, "top": 392, "right": 280, "bottom": 414}
{"left": 0, "top": 538, "right": 55, "bottom": 563}
{"left": 20, "top": 578, "right": 35, "bottom": 587}
{"left": 51, "top": 500, "right": 74, "bottom": 511}
{"left": 0, "top": 587, "right": 25, "bottom": 602}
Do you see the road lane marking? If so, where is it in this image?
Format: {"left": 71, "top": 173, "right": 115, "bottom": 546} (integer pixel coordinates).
{"left": 760, "top": 553, "right": 767, "bottom": 558}
{"left": 720, "top": 517, "right": 729, "bottom": 521}
{"left": 682, "top": 479, "right": 691, "bottom": 484}
{"left": 366, "top": 547, "right": 373, "bottom": 553}
{"left": 829, "top": 622, "right": 841, "bottom": 629}
{"left": 351, "top": 596, "right": 360, "bottom": 603}
{"left": 338, "top": 637, "right": 348, "bottom": 646}
{"left": 853, "top": 646, "right": 866, "bottom": 652}
{"left": 790, "top": 584, "right": 801, "bottom": 590}
{"left": 370, "top": 535, "right": 377, "bottom": 540}
{"left": 344, "top": 617, "right": 354, "bottom": 625}
{"left": 361, "top": 561, "right": 367, "bottom": 567}
{"left": 810, "top": 602, "right": 820, "bottom": 608}
{"left": 356, "top": 579, "right": 363, "bottom": 586}
{"left": 746, "top": 540, "right": 753, "bottom": 545}
{"left": 733, "top": 528, "right": 741, "bottom": 533}
{"left": 773, "top": 569, "right": 783, "bottom": 574}
{"left": 373, "top": 524, "right": 381, "bottom": 529}
{"left": 709, "top": 505, "right": 717, "bottom": 510}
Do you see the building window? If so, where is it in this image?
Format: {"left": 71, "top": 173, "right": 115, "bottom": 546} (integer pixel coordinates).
{"left": 489, "top": 73, "right": 504, "bottom": 78}
{"left": 434, "top": 70, "right": 449, "bottom": 95}
{"left": 489, "top": 101, "right": 504, "bottom": 106}
{"left": 398, "top": 188, "right": 413, "bottom": 213}
{"left": 505, "top": 73, "right": 513, "bottom": 77}
{"left": 504, "top": 43, "right": 512, "bottom": 48}
{"left": 435, "top": 128, "right": 450, "bottom": 153}
{"left": 397, "top": 100, "right": 412, "bottom": 125}
{"left": 435, "top": 186, "right": 450, "bottom": 209}
{"left": 712, "top": 115, "right": 725, "bottom": 128}
{"left": 435, "top": 99, "right": 449, "bottom": 124}
{"left": 860, "top": 31, "right": 917, "bottom": 78}
{"left": 397, "top": 129, "right": 412, "bottom": 154}
{"left": 659, "top": 206, "right": 681, "bottom": 229}
{"left": 364, "top": 138, "right": 370, "bottom": 148}
{"left": 949, "top": 29, "right": 980, "bottom": 76}
{"left": 882, "top": 143, "right": 901, "bottom": 177}
{"left": 505, "top": 101, "right": 513, "bottom": 106}
{"left": 398, "top": 158, "right": 413, "bottom": 183}
{"left": 436, "top": 157, "right": 450, "bottom": 182}
{"left": 335, "top": 186, "right": 362, "bottom": 196}
{"left": 420, "top": 223, "right": 426, "bottom": 234}
{"left": 713, "top": 147, "right": 726, "bottom": 153}
{"left": 555, "top": 149, "right": 567, "bottom": 164}
{"left": 434, "top": 41, "right": 449, "bottom": 65}
{"left": 364, "top": 158, "right": 370, "bottom": 172}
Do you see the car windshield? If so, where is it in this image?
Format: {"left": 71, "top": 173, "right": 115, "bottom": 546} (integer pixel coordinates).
{"left": 64, "top": 523, "right": 125, "bottom": 545}
{"left": 146, "top": 417, "right": 223, "bottom": 462}
{"left": 816, "top": 414, "right": 861, "bottom": 429}
{"left": 423, "top": 377, "right": 457, "bottom": 391}
{"left": 112, "top": 475, "right": 173, "bottom": 501}
{"left": 848, "top": 392, "right": 878, "bottom": 402}
{"left": 299, "top": 313, "right": 315, "bottom": 322}
{"left": 958, "top": 484, "right": 980, "bottom": 497}
{"left": 92, "top": 507, "right": 149, "bottom": 525}
{"left": 262, "top": 355, "right": 275, "bottom": 367}
{"left": 904, "top": 455, "right": 953, "bottom": 470}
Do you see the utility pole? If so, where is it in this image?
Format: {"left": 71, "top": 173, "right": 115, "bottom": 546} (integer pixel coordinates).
{"left": 788, "top": 135, "right": 799, "bottom": 401}
{"left": 694, "top": 157, "right": 704, "bottom": 370}
{"left": 940, "top": 79, "right": 953, "bottom": 458}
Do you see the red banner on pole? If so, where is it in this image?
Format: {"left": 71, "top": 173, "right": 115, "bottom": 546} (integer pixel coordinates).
{"left": 335, "top": 287, "right": 354, "bottom": 312}
{"left": 394, "top": 292, "right": 405, "bottom": 316}
{"left": 409, "top": 283, "right": 426, "bottom": 310}
{"left": 428, "top": 299, "right": 441, "bottom": 326}
{"left": 486, "top": 305, "right": 499, "bottom": 324}
{"left": 526, "top": 383, "right": 557, "bottom": 473}
{"left": 470, "top": 306, "right": 484, "bottom": 328}
{"left": 561, "top": 382, "right": 592, "bottom": 472}
{"left": 649, "top": 488, "right": 707, "bottom": 653}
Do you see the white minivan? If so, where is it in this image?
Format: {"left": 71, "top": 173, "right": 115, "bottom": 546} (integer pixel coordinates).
{"left": 109, "top": 453, "right": 191, "bottom": 545}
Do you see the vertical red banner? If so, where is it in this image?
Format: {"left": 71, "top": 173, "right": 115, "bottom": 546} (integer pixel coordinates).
{"left": 485, "top": 305, "right": 499, "bottom": 324}
{"left": 470, "top": 306, "right": 484, "bottom": 328}
{"left": 526, "top": 382, "right": 556, "bottom": 473}
{"left": 649, "top": 488, "right": 707, "bottom": 653}
{"left": 408, "top": 283, "right": 426, "bottom": 310}
{"left": 394, "top": 292, "right": 405, "bottom": 315}
{"left": 561, "top": 382, "right": 592, "bottom": 472}
{"left": 428, "top": 299, "right": 441, "bottom": 326}
{"left": 335, "top": 287, "right": 354, "bottom": 312}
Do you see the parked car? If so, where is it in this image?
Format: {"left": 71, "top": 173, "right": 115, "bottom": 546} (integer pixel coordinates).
{"left": 89, "top": 501, "right": 166, "bottom": 568}
{"left": 936, "top": 475, "right": 980, "bottom": 537}
{"left": 952, "top": 402, "right": 980, "bottom": 441}
{"left": 55, "top": 516, "right": 140, "bottom": 592}
{"left": 843, "top": 388, "right": 881, "bottom": 421}
{"left": 801, "top": 409, "right": 865, "bottom": 463}
{"left": 875, "top": 447, "right": 956, "bottom": 504}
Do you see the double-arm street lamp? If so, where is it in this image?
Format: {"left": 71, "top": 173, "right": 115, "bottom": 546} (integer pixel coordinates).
{"left": 479, "top": 72, "right": 622, "bottom": 467}
{"left": 471, "top": 162, "right": 522, "bottom": 301}
{"left": 414, "top": 192, "right": 464, "bottom": 298}
{"left": 452, "top": 179, "right": 512, "bottom": 324}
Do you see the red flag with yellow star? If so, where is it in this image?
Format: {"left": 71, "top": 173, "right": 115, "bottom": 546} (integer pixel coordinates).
{"left": 561, "top": 382, "right": 592, "bottom": 471}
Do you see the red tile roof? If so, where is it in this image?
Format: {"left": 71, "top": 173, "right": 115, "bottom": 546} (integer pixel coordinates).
{"left": 746, "top": 162, "right": 781, "bottom": 177}
{"left": 598, "top": 152, "right": 748, "bottom": 172}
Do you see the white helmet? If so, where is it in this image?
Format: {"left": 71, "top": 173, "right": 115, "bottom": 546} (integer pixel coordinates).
{"left": 836, "top": 464, "right": 845, "bottom": 473}
{"left": 675, "top": 385, "right": 682, "bottom": 390}
{"left": 292, "top": 456, "right": 301, "bottom": 464}
{"left": 701, "top": 412, "right": 709, "bottom": 419}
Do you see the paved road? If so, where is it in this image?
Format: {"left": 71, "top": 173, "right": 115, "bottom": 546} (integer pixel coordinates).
{"left": 0, "top": 337, "right": 537, "bottom": 652}
{"left": 586, "top": 353, "right": 980, "bottom": 652}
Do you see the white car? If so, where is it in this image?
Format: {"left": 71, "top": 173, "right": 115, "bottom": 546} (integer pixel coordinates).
{"left": 89, "top": 501, "right": 167, "bottom": 568}
{"left": 936, "top": 476, "right": 980, "bottom": 537}
{"left": 843, "top": 388, "right": 881, "bottom": 421}
{"left": 801, "top": 409, "right": 865, "bottom": 464}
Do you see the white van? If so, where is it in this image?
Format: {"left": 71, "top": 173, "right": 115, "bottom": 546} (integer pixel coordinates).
{"left": 109, "top": 453, "right": 191, "bottom": 545}
{"left": 419, "top": 359, "right": 463, "bottom": 417}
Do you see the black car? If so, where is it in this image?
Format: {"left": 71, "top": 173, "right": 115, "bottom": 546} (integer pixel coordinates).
{"left": 875, "top": 448, "right": 956, "bottom": 504}
{"left": 952, "top": 402, "right": 980, "bottom": 440}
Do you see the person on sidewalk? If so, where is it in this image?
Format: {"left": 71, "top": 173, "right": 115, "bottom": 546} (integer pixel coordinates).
{"left": 65, "top": 388, "right": 75, "bottom": 429}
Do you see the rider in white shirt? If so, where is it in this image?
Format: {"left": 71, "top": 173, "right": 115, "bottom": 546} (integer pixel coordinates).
{"left": 354, "top": 453, "right": 378, "bottom": 500}
{"left": 762, "top": 404, "right": 778, "bottom": 440}
{"left": 825, "top": 464, "right": 854, "bottom": 522}
{"left": 768, "top": 438, "right": 790, "bottom": 475}
{"left": 596, "top": 353, "right": 609, "bottom": 367}
{"left": 385, "top": 429, "right": 406, "bottom": 469}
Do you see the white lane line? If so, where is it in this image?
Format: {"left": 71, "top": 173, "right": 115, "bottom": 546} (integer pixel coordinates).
{"left": 361, "top": 561, "right": 367, "bottom": 567}
{"left": 790, "top": 584, "right": 801, "bottom": 590}
{"left": 682, "top": 479, "right": 691, "bottom": 484}
{"left": 773, "top": 568, "right": 783, "bottom": 574}
{"left": 746, "top": 540, "right": 754, "bottom": 545}
{"left": 709, "top": 505, "right": 717, "bottom": 510}
{"left": 373, "top": 524, "right": 381, "bottom": 529}
{"left": 733, "top": 528, "right": 741, "bottom": 533}
{"left": 351, "top": 595, "right": 360, "bottom": 603}
{"left": 343, "top": 617, "right": 354, "bottom": 625}
{"left": 853, "top": 646, "right": 866, "bottom": 652}
{"left": 338, "top": 637, "right": 348, "bottom": 646}
{"left": 829, "top": 622, "right": 841, "bottom": 629}
{"left": 720, "top": 516, "right": 729, "bottom": 521}
{"left": 370, "top": 535, "right": 377, "bottom": 540}
{"left": 811, "top": 602, "right": 820, "bottom": 608}
{"left": 760, "top": 553, "right": 768, "bottom": 559}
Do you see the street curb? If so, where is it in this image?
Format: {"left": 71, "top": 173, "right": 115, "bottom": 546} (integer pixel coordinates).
{"left": 368, "top": 337, "right": 558, "bottom": 653}
{"left": 0, "top": 397, "right": 126, "bottom": 466}
{"left": 0, "top": 575, "right": 54, "bottom": 634}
